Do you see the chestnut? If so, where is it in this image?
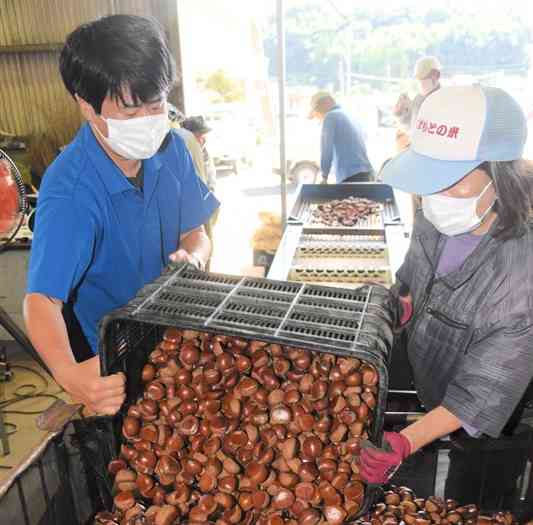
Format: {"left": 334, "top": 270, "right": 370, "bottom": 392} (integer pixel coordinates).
{"left": 114, "top": 468, "right": 137, "bottom": 492}
{"left": 272, "top": 488, "right": 295, "bottom": 510}
{"left": 113, "top": 491, "right": 135, "bottom": 512}
{"left": 295, "top": 482, "right": 316, "bottom": 502}
{"left": 108, "top": 458, "right": 127, "bottom": 475}
{"left": 178, "top": 415, "right": 199, "bottom": 436}
{"left": 252, "top": 489, "right": 270, "bottom": 510}
{"left": 179, "top": 341, "right": 200, "bottom": 365}
{"left": 323, "top": 505, "right": 347, "bottom": 525}
{"left": 122, "top": 416, "right": 140, "bottom": 439}
{"left": 246, "top": 462, "right": 268, "bottom": 484}
{"left": 302, "top": 436, "right": 323, "bottom": 459}
{"left": 146, "top": 381, "right": 165, "bottom": 401}
{"left": 270, "top": 404, "right": 292, "bottom": 425}
{"left": 299, "top": 509, "right": 321, "bottom": 525}
{"left": 135, "top": 450, "right": 157, "bottom": 475}
{"left": 136, "top": 472, "right": 154, "bottom": 495}
{"left": 238, "top": 377, "right": 259, "bottom": 397}
{"left": 141, "top": 363, "right": 156, "bottom": 382}
{"left": 219, "top": 475, "right": 238, "bottom": 493}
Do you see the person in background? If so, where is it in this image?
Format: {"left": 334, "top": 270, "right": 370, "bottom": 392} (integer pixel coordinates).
{"left": 308, "top": 91, "right": 374, "bottom": 184}
{"left": 181, "top": 116, "right": 216, "bottom": 195}
{"left": 169, "top": 106, "right": 210, "bottom": 191}
{"left": 393, "top": 56, "right": 442, "bottom": 152}
{"left": 23, "top": 15, "right": 219, "bottom": 415}
{"left": 360, "top": 85, "right": 533, "bottom": 507}
{"left": 181, "top": 116, "right": 219, "bottom": 270}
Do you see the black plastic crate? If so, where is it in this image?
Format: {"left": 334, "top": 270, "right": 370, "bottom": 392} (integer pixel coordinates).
{"left": 0, "top": 417, "right": 114, "bottom": 525}
{"left": 287, "top": 183, "right": 401, "bottom": 230}
{"left": 97, "top": 263, "right": 395, "bottom": 521}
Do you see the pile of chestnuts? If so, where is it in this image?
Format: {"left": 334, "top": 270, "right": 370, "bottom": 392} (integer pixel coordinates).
{"left": 310, "top": 198, "right": 382, "bottom": 228}
{"left": 95, "top": 327, "right": 380, "bottom": 525}
{"left": 355, "top": 486, "right": 520, "bottom": 525}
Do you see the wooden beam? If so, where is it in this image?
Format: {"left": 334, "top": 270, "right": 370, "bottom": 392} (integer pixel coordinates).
{"left": 0, "top": 43, "right": 63, "bottom": 54}
{"left": 153, "top": 0, "right": 185, "bottom": 112}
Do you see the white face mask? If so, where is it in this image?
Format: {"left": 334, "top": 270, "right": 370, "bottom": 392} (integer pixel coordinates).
{"left": 422, "top": 181, "right": 495, "bottom": 236}
{"left": 96, "top": 111, "right": 170, "bottom": 160}
{"left": 419, "top": 78, "right": 435, "bottom": 96}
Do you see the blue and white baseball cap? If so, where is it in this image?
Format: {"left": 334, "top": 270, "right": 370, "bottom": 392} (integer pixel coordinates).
{"left": 382, "top": 85, "right": 527, "bottom": 195}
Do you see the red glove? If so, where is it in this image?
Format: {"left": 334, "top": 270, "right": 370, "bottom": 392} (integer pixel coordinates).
{"left": 360, "top": 432, "right": 411, "bottom": 484}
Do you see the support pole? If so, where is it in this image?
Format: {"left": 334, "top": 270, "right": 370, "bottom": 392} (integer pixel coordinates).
{"left": 276, "top": 0, "right": 287, "bottom": 228}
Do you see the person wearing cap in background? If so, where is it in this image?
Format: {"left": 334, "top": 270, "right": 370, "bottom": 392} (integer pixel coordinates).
{"left": 360, "top": 85, "right": 533, "bottom": 505}
{"left": 393, "top": 56, "right": 442, "bottom": 152}
{"left": 181, "top": 116, "right": 216, "bottom": 195}
{"left": 168, "top": 106, "right": 208, "bottom": 190}
{"left": 181, "top": 116, "right": 219, "bottom": 269}
{"left": 309, "top": 91, "right": 374, "bottom": 184}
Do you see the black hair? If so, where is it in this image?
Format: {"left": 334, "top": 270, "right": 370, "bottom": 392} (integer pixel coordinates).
{"left": 60, "top": 14, "right": 177, "bottom": 114}
{"left": 479, "top": 160, "right": 533, "bottom": 240}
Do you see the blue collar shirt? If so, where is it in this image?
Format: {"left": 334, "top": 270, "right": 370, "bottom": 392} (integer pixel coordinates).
{"left": 27, "top": 123, "right": 219, "bottom": 354}
{"left": 320, "top": 105, "right": 373, "bottom": 183}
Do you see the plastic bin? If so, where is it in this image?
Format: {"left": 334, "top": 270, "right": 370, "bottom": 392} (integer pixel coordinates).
{"left": 97, "top": 263, "right": 396, "bottom": 520}
{"left": 0, "top": 417, "right": 114, "bottom": 525}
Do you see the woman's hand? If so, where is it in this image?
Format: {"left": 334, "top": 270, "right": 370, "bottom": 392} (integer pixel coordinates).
{"left": 53, "top": 355, "right": 125, "bottom": 415}
{"left": 360, "top": 431, "right": 412, "bottom": 484}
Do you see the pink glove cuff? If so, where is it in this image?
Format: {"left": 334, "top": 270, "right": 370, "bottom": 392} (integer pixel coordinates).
{"left": 399, "top": 295, "right": 413, "bottom": 326}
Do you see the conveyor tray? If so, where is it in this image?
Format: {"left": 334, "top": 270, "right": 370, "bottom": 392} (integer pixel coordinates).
{"left": 289, "top": 267, "right": 392, "bottom": 286}
{"left": 288, "top": 183, "right": 401, "bottom": 230}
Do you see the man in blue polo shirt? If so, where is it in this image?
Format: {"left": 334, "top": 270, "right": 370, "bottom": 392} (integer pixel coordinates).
{"left": 23, "top": 15, "right": 219, "bottom": 415}
{"left": 309, "top": 91, "right": 374, "bottom": 183}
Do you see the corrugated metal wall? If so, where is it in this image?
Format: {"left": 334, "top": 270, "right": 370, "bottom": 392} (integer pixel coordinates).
{"left": 0, "top": 0, "right": 183, "bottom": 173}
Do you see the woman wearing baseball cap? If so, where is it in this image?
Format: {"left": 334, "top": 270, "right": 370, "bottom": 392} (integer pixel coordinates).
{"left": 361, "top": 85, "right": 533, "bottom": 504}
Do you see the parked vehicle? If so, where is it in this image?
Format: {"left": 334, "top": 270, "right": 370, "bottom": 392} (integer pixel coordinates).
{"left": 272, "top": 112, "right": 320, "bottom": 184}
{"left": 204, "top": 104, "right": 257, "bottom": 175}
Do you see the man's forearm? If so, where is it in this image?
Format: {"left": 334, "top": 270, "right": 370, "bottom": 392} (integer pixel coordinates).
{"left": 400, "top": 405, "right": 462, "bottom": 453}
{"left": 23, "top": 293, "right": 75, "bottom": 374}
{"left": 180, "top": 226, "right": 211, "bottom": 265}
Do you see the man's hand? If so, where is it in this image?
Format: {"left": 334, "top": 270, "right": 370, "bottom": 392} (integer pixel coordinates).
{"left": 360, "top": 431, "right": 411, "bottom": 484}
{"left": 169, "top": 248, "right": 203, "bottom": 270}
{"left": 320, "top": 176, "right": 328, "bottom": 185}
{"left": 53, "top": 355, "right": 125, "bottom": 415}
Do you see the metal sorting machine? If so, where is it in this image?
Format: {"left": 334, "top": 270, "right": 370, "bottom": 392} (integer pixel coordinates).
{"left": 0, "top": 264, "right": 396, "bottom": 524}
{"left": 268, "top": 184, "right": 410, "bottom": 289}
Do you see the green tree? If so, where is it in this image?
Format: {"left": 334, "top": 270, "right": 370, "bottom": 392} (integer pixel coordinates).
{"left": 265, "top": 3, "right": 531, "bottom": 86}
{"left": 205, "top": 70, "right": 245, "bottom": 102}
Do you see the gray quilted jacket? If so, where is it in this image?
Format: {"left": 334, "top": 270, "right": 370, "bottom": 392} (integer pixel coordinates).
{"left": 397, "top": 212, "right": 533, "bottom": 437}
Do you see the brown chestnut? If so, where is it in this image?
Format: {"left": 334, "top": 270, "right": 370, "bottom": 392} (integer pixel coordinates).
{"left": 114, "top": 491, "right": 135, "bottom": 512}
{"left": 272, "top": 488, "right": 295, "bottom": 510}
{"left": 302, "top": 436, "right": 323, "bottom": 459}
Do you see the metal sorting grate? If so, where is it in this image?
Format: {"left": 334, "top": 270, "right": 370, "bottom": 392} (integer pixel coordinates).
{"left": 300, "top": 232, "right": 385, "bottom": 244}
{"left": 292, "top": 257, "right": 388, "bottom": 271}
{"left": 297, "top": 245, "right": 386, "bottom": 258}
{"left": 107, "top": 263, "right": 394, "bottom": 355}
{"left": 289, "top": 267, "right": 391, "bottom": 286}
